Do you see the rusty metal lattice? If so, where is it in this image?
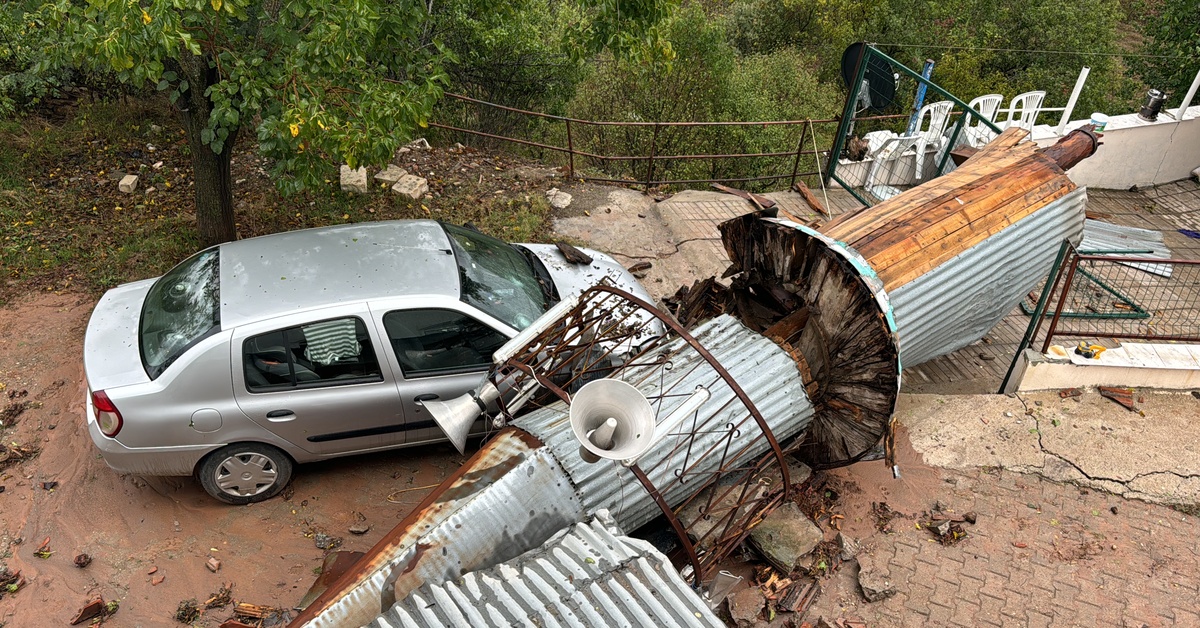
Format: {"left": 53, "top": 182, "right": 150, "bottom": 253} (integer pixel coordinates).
{"left": 488, "top": 284, "right": 795, "bottom": 585}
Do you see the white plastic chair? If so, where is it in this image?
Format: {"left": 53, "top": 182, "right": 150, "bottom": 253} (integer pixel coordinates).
{"left": 865, "top": 133, "right": 920, "bottom": 201}
{"left": 1004, "top": 91, "right": 1045, "bottom": 132}
{"left": 912, "top": 101, "right": 954, "bottom": 180}
{"left": 964, "top": 94, "right": 1003, "bottom": 148}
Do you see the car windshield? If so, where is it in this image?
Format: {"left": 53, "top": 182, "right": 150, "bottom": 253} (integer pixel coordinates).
{"left": 442, "top": 223, "right": 550, "bottom": 330}
{"left": 139, "top": 248, "right": 221, "bottom": 379}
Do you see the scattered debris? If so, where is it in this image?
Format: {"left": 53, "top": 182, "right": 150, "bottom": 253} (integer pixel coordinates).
{"left": 231, "top": 602, "right": 290, "bottom": 626}
{"left": 924, "top": 517, "right": 969, "bottom": 546}
{"left": 74, "top": 553, "right": 92, "bottom": 568}
{"left": 41, "top": 480, "right": 58, "bottom": 491}
{"left": 174, "top": 599, "right": 201, "bottom": 623}
{"left": 1058, "top": 388, "right": 1083, "bottom": 399}
{"left": 70, "top": 596, "right": 117, "bottom": 625}
{"left": 711, "top": 182, "right": 776, "bottom": 209}
{"left": 1098, "top": 386, "right": 1144, "bottom": 415}
{"left": 349, "top": 522, "right": 371, "bottom": 535}
{"left": 748, "top": 502, "right": 824, "bottom": 573}
{"left": 0, "top": 568, "right": 23, "bottom": 599}
{"left": 34, "top": 536, "right": 52, "bottom": 559}
{"left": 627, "top": 261, "right": 652, "bottom": 278}
{"left": 374, "top": 164, "right": 408, "bottom": 185}
{"left": 147, "top": 565, "right": 158, "bottom": 575}
{"left": 314, "top": 532, "right": 343, "bottom": 551}
{"left": 339, "top": 165, "right": 369, "bottom": 194}
{"left": 555, "top": 241, "right": 593, "bottom": 265}
{"left": 391, "top": 174, "right": 429, "bottom": 200}
{"left": 775, "top": 578, "right": 819, "bottom": 614}
{"left": 546, "top": 187, "right": 573, "bottom": 209}
{"left": 206, "top": 557, "right": 222, "bottom": 572}
{"left": 727, "top": 586, "right": 766, "bottom": 628}
{"left": 219, "top": 620, "right": 257, "bottom": 628}
{"left": 870, "top": 502, "right": 903, "bottom": 533}
{"left": 836, "top": 533, "right": 860, "bottom": 561}
{"left": 118, "top": 174, "right": 139, "bottom": 193}
{"left": 856, "top": 553, "right": 896, "bottom": 602}
{"left": 204, "top": 583, "right": 234, "bottom": 609}
{"left": 791, "top": 180, "right": 828, "bottom": 217}
{"left": 406, "top": 138, "right": 431, "bottom": 150}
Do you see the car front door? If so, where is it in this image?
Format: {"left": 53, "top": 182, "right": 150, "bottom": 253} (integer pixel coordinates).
{"left": 373, "top": 302, "right": 513, "bottom": 445}
{"left": 231, "top": 306, "right": 407, "bottom": 455}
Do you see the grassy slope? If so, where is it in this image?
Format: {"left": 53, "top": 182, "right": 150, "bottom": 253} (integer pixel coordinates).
{"left": 0, "top": 99, "right": 559, "bottom": 305}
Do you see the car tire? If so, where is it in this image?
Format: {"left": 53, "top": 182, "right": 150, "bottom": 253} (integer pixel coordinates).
{"left": 198, "top": 443, "right": 294, "bottom": 505}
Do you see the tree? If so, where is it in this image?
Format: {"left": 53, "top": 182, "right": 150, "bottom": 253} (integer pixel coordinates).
{"left": 1138, "top": 0, "right": 1200, "bottom": 104}
{"left": 36, "top": 0, "right": 675, "bottom": 247}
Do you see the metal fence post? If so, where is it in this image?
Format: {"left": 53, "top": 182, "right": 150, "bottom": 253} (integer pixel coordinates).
{"left": 790, "top": 124, "right": 809, "bottom": 189}
{"left": 565, "top": 118, "right": 575, "bottom": 179}
{"left": 1041, "top": 253, "right": 1082, "bottom": 353}
{"left": 998, "top": 240, "right": 1072, "bottom": 393}
{"left": 826, "top": 44, "right": 868, "bottom": 186}
{"left": 646, "top": 123, "right": 660, "bottom": 192}
{"left": 936, "top": 114, "right": 967, "bottom": 176}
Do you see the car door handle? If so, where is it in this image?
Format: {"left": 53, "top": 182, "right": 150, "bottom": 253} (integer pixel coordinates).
{"left": 413, "top": 394, "right": 439, "bottom": 404}
{"left": 266, "top": 409, "right": 295, "bottom": 421}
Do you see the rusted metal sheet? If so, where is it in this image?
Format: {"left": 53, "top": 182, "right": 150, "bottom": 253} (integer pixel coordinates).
{"left": 889, "top": 186, "right": 1088, "bottom": 366}
{"left": 292, "top": 429, "right": 582, "bottom": 628}
{"left": 369, "top": 511, "right": 724, "bottom": 628}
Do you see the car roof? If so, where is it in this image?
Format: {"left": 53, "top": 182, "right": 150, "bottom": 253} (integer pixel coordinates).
{"left": 218, "top": 220, "right": 460, "bottom": 328}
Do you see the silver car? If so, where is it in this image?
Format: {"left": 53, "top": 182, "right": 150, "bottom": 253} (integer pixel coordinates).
{"left": 83, "top": 220, "right": 657, "bottom": 504}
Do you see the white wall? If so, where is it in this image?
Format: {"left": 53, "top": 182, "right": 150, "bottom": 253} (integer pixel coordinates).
{"left": 1033, "top": 106, "right": 1200, "bottom": 190}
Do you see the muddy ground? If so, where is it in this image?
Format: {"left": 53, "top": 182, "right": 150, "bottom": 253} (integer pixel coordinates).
{"left": 0, "top": 293, "right": 466, "bottom": 627}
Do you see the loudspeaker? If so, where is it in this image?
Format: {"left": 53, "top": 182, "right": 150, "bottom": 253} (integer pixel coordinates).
{"left": 421, "top": 382, "right": 500, "bottom": 454}
{"left": 569, "top": 379, "right": 655, "bottom": 464}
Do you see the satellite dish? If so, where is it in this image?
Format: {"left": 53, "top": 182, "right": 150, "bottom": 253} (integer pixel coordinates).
{"left": 840, "top": 43, "right": 896, "bottom": 112}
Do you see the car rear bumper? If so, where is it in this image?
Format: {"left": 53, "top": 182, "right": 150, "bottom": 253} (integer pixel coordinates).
{"left": 85, "top": 398, "right": 214, "bottom": 477}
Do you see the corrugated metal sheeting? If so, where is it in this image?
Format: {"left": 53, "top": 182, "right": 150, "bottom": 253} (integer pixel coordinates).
{"left": 888, "top": 186, "right": 1088, "bottom": 367}
{"left": 514, "top": 314, "right": 813, "bottom": 533}
{"left": 369, "top": 510, "right": 724, "bottom": 628}
{"left": 1081, "top": 219, "right": 1173, "bottom": 277}
{"left": 301, "top": 436, "right": 585, "bottom": 628}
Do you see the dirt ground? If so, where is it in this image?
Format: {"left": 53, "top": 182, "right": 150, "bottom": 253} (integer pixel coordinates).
{"left": 0, "top": 293, "right": 465, "bottom": 627}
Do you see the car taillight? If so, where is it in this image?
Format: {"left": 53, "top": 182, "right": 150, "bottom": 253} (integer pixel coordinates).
{"left": 92, "top": 390, "right": 123, "bottom": 437}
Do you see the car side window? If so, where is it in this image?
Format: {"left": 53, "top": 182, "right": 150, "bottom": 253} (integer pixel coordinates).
{"left": 243, "top": 317, "right": 383, "bottom": 392}
{"left": 383, "top": 309, "right": 509, "bottom": 378}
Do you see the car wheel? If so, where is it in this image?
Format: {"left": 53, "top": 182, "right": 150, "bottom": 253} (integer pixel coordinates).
{"left": 198, "top": 443, "right": 293, "bottom": 505}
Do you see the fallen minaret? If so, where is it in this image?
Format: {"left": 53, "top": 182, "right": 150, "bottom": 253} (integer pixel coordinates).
{"left": 290, "top": 126, "right": 1097, "bottom": 627}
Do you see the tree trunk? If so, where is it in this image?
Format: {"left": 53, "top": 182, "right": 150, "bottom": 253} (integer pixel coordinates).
{"left": 188, "top": 130, "right": 237, "bottom": 246}
{"left": 175, "top": 52, "right": 240, "bottom": 247}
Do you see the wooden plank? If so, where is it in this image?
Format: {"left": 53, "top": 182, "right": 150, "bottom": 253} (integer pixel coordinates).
{"left": 877, "top": 176, "right": 1075, "bottom": 289}
{"left": 844, "top": 157, "right": 1059, "bottom": 258}
{"left": 822, "top": 142, "right": 1037, "bottom": 239}
{"left": 855, "top": 161, "right": 1067, "bottom": 266}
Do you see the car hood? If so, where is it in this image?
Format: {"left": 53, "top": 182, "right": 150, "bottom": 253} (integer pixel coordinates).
{"left": 84, "top": 278, "right": 156, "bottom": 391}
{"left": 517, "top": 244, "right": 655, "bottom": 304}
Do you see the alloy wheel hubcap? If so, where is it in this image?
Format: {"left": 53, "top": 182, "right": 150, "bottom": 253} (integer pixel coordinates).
{"left": 215, "top": 453, "right": 278, "bottom": 496}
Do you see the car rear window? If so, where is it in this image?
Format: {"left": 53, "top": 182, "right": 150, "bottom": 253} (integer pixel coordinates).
{"left": 139, "top": 249, "right": 221, "bottom": 379}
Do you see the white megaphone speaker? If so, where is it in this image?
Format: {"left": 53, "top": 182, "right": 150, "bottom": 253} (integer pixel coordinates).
{"left": 569, "top": 379, "right": 656, "bottom": 464}
{"left": 420, "top": 381, "right": 500, "bottom": 454}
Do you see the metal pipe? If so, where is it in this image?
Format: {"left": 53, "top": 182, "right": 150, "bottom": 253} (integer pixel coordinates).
{"left": 998, "top": 239, "right": 1072, "bottom": 393}
{"left": 1056, "top": 66, "right": 1091, "bottom": 135}
{"left": 906, "top": 59, "right": 935, "bottom": 135}
{"left": 566, "top": 118, "right": 575, "bottom": 178}
{"left": 1041, "top": 254, "right": 1082, "bottom": 353}
{"left": 646, "top": 123, "right": 660, "bottom": 191}
{"left": 1175, "top": 68, "right": 1200, "bottom": 120}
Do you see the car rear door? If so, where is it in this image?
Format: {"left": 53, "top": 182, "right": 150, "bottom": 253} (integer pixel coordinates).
{"left": 369, "top": 297, "right": 515, "bottom": 445}
{"left": 231, "top": 304, "right": 407, "bottom": 455}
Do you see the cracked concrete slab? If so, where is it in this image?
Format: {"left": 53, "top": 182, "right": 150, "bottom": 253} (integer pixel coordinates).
{"left": 901, "top": 390, "right": 1200, "bottom": 508}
